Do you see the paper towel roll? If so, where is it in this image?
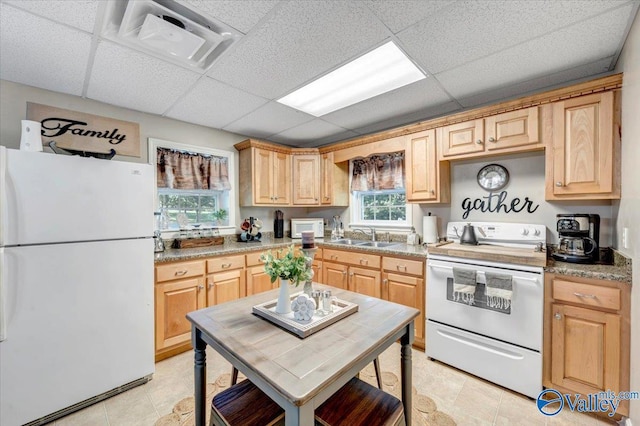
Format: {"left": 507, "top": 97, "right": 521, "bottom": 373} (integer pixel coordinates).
{"left": 423, "top": 215, "right": 438, "bottom": 244}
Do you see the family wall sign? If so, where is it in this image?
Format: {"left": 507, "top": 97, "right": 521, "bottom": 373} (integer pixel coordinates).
{"left": 26, "top": 102, "right": 140, "bottom": 157}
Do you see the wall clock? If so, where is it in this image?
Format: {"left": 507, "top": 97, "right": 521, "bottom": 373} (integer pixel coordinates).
{"left": 477, "top": 164, "right": 509, "bottom": 191}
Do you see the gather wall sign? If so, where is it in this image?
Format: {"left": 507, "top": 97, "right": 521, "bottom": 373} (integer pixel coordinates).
{"left": 26, "top": 102, "right": 141, "bottom": 157}
{"left": 461, "top": 190, "right": 540, "bottom": 219}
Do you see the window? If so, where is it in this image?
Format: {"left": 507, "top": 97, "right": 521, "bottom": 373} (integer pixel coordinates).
{"left": 149, "top": 138, "right": 236, "bottom": 232}
{"left": 349, "top": 152, "right": 411, "bottom": 228}
{"left": 157, "top": 190, "right": 225, "bottom": 228}
{"left": 351, "top": 189, "right": 411, "bottom": 227}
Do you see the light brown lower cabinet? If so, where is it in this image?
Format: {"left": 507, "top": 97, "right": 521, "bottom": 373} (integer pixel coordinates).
{"left": 322, "top": 261, "right": 348, "bottom": 289}
{"left": 544, "top": 274, "right": 630, "bottom": 417}
{"left": 155, "top": 259, "right": 206, "bottom": 360}
{"left": 320, "top": 248, "right": 425, "bottom": 349}
{"left": 206, "top": 255, "right": 246, "bottom": 305}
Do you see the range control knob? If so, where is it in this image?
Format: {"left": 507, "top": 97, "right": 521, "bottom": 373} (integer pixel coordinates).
{"left": 533, "top": 228, "right": 541, "bottom": 236}
{"left": 521, "top": 228, "right": 529, "bottom": 236}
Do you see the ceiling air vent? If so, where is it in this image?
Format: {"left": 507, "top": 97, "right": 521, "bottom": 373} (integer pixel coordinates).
{"left": 101, "top": 0, "right": 240, "bottom": 72}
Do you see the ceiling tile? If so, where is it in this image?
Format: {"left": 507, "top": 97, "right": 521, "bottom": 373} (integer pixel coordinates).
{"left": 352, "top": 101, "right": 461, "bottom": 135}
{"left": 180, "top": 0, "right": 280, "bottom": 33}
{"left": 363, "top": 0, "right": 455, "bottom": 33}
{"left": 398, "top": 0, "right": 630, "bottom": 74}
{"left": 166, "top": 77, "right": 269, "bottom": 128}
{"left": 223, "top": 101, "right": 315, "bottom": 139}
{"left": 322, "top": 78, "right": 453, "bottom": 130}
{"left": 3, "top": 0, "right": 99, "bottom": 32}
{"left": 0, "top": 3, "right": 91, "bottom": 95}
{"left": 87, "top": 41, "right": 201, "bottom": 115}
{"left": 456, "top": 58, "right": 614, "bottom": 108}
{"left": 269, "top": 119, "right": 356, "bottom": 146}
{"left": 435, "top": 3, "right": 634, "bottom": 100}
{"left": 207, "top": 1, "right": 392, "bottom": 99}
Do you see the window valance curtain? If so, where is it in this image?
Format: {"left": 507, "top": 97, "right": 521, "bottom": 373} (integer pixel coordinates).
{"left": 350, "top": 151, "right": 405, "bottom": 192}
{"left": 156, "top": 148, "right": 231, "bottom": 190}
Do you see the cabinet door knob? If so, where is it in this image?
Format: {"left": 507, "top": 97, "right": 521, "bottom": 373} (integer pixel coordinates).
{"left": 488, "top": 137, "right": 496, "bottom": 142}
{"left": 198, "top": 285, "right": 204, "bottom": 290}
{"left": 430, "top": 189, "right": 435, "bottom": 194}
{"left": 555, "top": 182, "right": 563, "bottom": 187}
{"left": 554, "top": 313, "right": 561, "bottom": 320}
{"left": 208, "top": 281, "right": 213, "bottom": 289}
{"left": 349, "top": 272, "right": 354, "bottom": 277}
{"left": 342, "top": 271, "right": 347, "bottom": 276}
{"left": 383, "top": 279, "right": 388, "bottom": 285}
{"left": 476, "top": 139, "right": 483, "bottom": 145}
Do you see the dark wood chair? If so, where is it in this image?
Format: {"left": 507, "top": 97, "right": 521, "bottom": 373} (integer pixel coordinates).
{"left": 212, "top": 375, "right": 404, "bottom": 426}
{"left": 315, "top": 377, "right": 405, "bottom": 426}
{"left": 209, "top": 378, "right": 284, "bottom": 426}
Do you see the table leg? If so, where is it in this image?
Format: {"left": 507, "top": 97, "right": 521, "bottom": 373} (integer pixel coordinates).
{"left": 193, "top": 328, "right": 207, "bottom": 426}
{"left": 401, "top": 322, "right": 413, "bottom": 425}
{"left": 285, "top": 403, "right": 314, "bottom": 426}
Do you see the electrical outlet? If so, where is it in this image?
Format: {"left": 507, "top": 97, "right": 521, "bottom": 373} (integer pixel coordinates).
{"left": 622, "top": 227, "right": 629, "bottom": 249}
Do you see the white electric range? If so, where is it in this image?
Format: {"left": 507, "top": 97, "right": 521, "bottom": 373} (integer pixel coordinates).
{"left": 426, "top": 221, "right": 547, "bottom": 399}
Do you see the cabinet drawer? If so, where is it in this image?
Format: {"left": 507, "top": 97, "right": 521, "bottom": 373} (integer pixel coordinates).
{"left": 246, "top": 251, "right": 266, "bottom": 267}
{"left": 552, "top": 280, "right": 621, "bottom": 311}
{"left": 207, "top": 255, "right": 245, "bottom": 273}
{"left": 323, "top": 249, "right": 380, "bottom": 268}
{"left": 382, "top": 257, "right": 424, "bottom": 276}
{"left": 156, "top": 260, "right": 205, "bottom": 283}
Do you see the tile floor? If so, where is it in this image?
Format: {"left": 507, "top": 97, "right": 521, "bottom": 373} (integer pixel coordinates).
{"left": 49, "top": 344, "right": 615, "bottom": 426}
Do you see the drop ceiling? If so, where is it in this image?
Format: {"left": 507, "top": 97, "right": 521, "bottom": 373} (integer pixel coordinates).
{"left": 1, "top": 0, "right": 638, "bottom": 148}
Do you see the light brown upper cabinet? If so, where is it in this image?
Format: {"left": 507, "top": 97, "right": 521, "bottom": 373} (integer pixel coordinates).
{"left": 438, "top": 107, "right": 542, "bottom": 160}
{"left": 236, "top": 139, "right": 348, "bottom": 207}
{"left": 237, "top": 144, "right": 291, "bottom": 206}
{"left": 320, "top": 152, "right": 349, "bottom": 206}
{"left": 405, "top": 129, "right": 450, "bottom": 203}
{"left": 545, "top": 91, "right": 620, "bottom": 200}
{"left": 292, "top": 154, "right": 320, "bottom": 205}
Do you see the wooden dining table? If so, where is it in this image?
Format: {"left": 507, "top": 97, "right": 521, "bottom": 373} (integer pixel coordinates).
{"left": 186, "top": 283, "right": 419, "bottom": 426}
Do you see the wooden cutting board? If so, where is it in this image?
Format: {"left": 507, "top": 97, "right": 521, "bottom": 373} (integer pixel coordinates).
{"left": 427, "top": 243, "right": 547, "bottom": 267}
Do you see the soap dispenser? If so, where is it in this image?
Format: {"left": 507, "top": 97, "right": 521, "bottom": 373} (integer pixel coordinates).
{"left": 407, "top": 227, "right": 418, "bottom": 245}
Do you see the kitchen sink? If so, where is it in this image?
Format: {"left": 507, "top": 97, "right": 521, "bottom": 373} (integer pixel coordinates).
{"left": 357, "top": 241, "right": 400, "bottom": 248}
{"left": 331, "top": 239, "right": 367, "bottom": 245}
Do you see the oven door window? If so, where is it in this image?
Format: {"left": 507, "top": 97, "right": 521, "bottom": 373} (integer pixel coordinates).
{"left": 446, "top": 278, "right": 511, "bottom": 315}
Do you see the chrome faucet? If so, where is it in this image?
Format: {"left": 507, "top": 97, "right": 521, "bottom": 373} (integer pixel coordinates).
{"left": 353, "top": 226, "right": 377, "bottom": 241}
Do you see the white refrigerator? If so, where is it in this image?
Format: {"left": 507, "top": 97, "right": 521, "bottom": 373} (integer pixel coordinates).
{"left": 0, "top": 146, "right": 155, "bottom": 426}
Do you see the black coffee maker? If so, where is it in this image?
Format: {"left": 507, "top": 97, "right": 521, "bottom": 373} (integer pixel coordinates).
{"left": 552, "top": 214, "right": 600, "bottom": 264}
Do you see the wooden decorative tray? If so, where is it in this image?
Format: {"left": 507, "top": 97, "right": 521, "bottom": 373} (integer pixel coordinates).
{"left": 171, "top": 236, "right": 224, "bottom": 249}
{"left": 252, "top": 293, "right": 358, "bottom": 338}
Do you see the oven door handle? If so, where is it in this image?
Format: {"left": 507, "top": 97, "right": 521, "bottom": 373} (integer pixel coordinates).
{"left": 428, "top": 264, "right": 540, "bottom": 284}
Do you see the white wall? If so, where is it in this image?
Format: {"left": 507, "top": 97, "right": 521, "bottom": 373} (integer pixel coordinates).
{"left": 614, "top": 9, "right": 640, "bottom": 423}
{"left": 441, "top": 152, "right": 614, "bottom": 245}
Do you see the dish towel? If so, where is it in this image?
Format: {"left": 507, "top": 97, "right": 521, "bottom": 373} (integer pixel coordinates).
{"left": 453, "top": 267, "right": 477, "bottom": 305}
{"left": 485, "top": 272, "right": 513, "bottom": 309}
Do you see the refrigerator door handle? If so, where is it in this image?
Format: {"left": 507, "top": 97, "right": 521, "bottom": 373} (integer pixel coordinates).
{"left": 0, "top": 146, "right": 6, "bottom": 247}
{"left": 0, "top": 247, "right": 5, "bottom": 341}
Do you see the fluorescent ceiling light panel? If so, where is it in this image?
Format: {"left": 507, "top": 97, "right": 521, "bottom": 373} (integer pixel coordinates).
{"left": 138, "top": 14, "right": 206, "bottom": 60}
{"left": 277, "top": 42, "right": 426, "bottom": 116}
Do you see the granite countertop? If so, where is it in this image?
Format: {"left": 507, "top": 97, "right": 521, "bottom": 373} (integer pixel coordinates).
{"left": 155, "top": 236, "right": 631, "bottom": 284}
{"left": 544, "top": 250, "right": 632, "bottom": 284}
{"left": 154, "top": 236, "right": 428, "bottom": 263}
